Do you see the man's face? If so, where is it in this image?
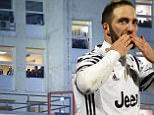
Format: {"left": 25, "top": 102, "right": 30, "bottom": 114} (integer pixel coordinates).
{"left": 108, "top": 5, "right": 138, "bottom": 46}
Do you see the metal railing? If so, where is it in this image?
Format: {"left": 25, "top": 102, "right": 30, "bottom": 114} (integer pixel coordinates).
{"left": 48, "top": 91, "right": 75, "bottom": 115}
{"left": 0, "top": 91, "right": 75, "bottom": 115}
{"left": 0, "top": 93, "right": 47, "bottom": 113}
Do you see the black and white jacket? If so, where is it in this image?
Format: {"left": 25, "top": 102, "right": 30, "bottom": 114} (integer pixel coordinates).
{"left": 73, "top": 41, "right": 154, "bottom": 115}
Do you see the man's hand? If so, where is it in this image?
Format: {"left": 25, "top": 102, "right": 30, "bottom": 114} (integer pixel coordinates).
{"left": 106, "top": 34, "right": 133, "bottom": 58}
{"left": 132, "top": 36, "right": 154, "bottom": 63}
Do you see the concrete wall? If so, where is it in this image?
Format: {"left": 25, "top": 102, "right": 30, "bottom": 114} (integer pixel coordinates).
{"left": 46, "top": 0, "right": 66, "bottom": 91}
{"left": 0, "top": 0, "right": 46, "bottom": 94}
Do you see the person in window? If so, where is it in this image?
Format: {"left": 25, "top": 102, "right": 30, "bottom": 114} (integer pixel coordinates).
{"left": 7, "top": 66, "right": 14, "bottom": 76}
{"left": 0, "top": 66, "right": 3, "bottom": 75}
{"left": 81, "top": 32, "right": 89, "bottom": 49}
{"left": 33, "top": 66, "right": 39, "bottom": 77}
{"left": 26, "top": 68, "right": 31, "bottom": 78}
{"left": 38, "top": 66, "right": 44, "bottom": 78}
{"left": 73, "top": 0, "right": 154, "bottom": 115}
{"left": 31, "top": 69, "right": 35, "bottom": 78}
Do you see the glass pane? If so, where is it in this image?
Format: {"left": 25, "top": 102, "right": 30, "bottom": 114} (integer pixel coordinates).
{"left": 0, "top": 11, "right": 15, "bottom": 31}
{"left": 26, "top": 66, "right": 44, "bottom": 78}
{"left": 138, "top": 17, "right": 152, "bottom": 27}
{"left": 0, "top": 46, "right": 13, "bottom": 62}
{"left": 141, "top": 104, "right": 154, "bottom": 109}
{"left": 26, "top": 48, "right": 43, "bottom": 53}
{"left": 136, "top": 5, "right": 151, "bottom": 16}
{"left": 0, "top": 46, "right": 13, "bottom": 76}
{"left": 26, "top": 48, "right": 43, "bottom": 65}
{"left": 72, "top": 20, "right": 91, "bottom": 25}
{"left": 140, "top": 109, "right": 153, "bottom": 115}
{"left": 0, "top": 65, "right": 13, "bottom": 76}
{"left": 0, "top": 11, "right": 14, "bottom": 22}
{"left": 0, "top": 52, "right": 12, "bottom": 62}
{"left": 0, "top": 46, "right": 13, "bottom": 50}
{"left": 26, "top": 13, "right": 44, "bottom": 25}
{"left": 26, "top": 48, "right": 44, "bottom": 78}
{"left": 136, "top": 0, "right": 152, "bottom": 4}
{"left": 26, "top": 1, "right": 43, "bottom": 12}
{"left": 0, "top": 0, "right": 12, "bottom": 9}
{"left": 72, "top": 25, "right": 89, "bottom": 36}
{"left": 26, "top": 54, "right": 43, "bottom": 65}
{"left": 140, "top": 104, "right": 154, "bottom": 115}
{"left": 72, "top": 25, "right": 89, "bottom": 49}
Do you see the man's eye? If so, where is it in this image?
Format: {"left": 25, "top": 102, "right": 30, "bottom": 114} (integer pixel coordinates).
{"left": 120, "top": 20, "right": 128, "bottom": 24}
{"left": 133, "top": 20, "right": 138, "bottom": 25}
{"left": 119, "top": 18, "right": 129, "bottom": 24}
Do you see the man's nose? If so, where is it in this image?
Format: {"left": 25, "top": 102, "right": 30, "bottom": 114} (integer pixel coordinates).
{"left": 127, "top": 23, "right": 134, "bottom": 34}
{"left": 127, "top": 23, "right": 134, "bottom": 31}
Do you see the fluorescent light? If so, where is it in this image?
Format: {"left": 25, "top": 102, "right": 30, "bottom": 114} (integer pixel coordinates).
{"left": 0, "top": 51, "right": 7, "bottom": 54}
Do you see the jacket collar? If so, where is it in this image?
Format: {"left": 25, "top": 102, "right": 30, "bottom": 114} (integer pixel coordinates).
{"left": 100, "top": 40, "right": 111, "bottom": 52}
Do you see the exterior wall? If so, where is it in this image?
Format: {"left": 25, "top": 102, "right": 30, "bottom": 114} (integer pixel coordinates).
{"left": 46, "top": 0, "right": 66, "bottom": 91}
{"left": 0, "top": 0, "right": 46, "bottom": 94}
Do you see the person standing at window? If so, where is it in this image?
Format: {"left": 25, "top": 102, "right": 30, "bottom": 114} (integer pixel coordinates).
{"left": 0, "top": 66, "right": 3, "bottom": 75}
{"left": 7, "top": 66, "right": 14, "bottom": 76}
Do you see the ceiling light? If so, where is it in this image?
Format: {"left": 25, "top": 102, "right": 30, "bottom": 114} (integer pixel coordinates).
{"left": 0, "top": 51, "right": 7, "bottom": 54}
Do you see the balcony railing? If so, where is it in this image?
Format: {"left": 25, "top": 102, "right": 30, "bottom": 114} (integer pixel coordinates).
{"left": 0, "top": 91, "right": 75, "bottom": 115}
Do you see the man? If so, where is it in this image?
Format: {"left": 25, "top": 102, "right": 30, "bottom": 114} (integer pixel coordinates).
{"left": 73, "top": 0, "right": 154, "bottom": 115}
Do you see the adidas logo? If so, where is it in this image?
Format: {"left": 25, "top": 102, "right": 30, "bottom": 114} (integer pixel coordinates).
{"left": 112, "top": 74, "right": 119, "bottom": 81}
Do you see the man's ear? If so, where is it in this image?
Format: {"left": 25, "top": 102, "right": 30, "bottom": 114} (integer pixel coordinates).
{"left": 103, "top": 23, "right": 110, "bottom": 36}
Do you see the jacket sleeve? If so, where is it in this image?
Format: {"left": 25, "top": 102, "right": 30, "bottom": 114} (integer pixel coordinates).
{"left": 136, "top": 57, "right": 154, "bottom": 93}
{"left": 75, "top": 50, "right": 120, "bottom": 94}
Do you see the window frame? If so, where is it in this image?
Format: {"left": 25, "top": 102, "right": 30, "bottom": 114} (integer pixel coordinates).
{"left": 25, "top": 48, "right": 45, "bottom": 78}
{"left": 0, "top": 0, "right": 15, "bottom": 31}
{"left": 25, "top": 0, "right": 44, "bottom": 25}
{"left": 72, "top": 20, "right": 91, "bottom": 49}
{"left": 0, "top": 46, "right": 14, "bottom": 76}
{"left": 135, "top": 0, "right": 153, "bottom": 28}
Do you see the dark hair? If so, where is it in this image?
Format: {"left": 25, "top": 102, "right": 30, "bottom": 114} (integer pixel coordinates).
{"left": 101, "top": 0, "right": 134, "bottom": 25}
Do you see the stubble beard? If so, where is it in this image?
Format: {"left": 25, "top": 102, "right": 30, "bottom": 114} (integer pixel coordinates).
{"left": 109, "top": 25, "right": 136, "bottom": 49}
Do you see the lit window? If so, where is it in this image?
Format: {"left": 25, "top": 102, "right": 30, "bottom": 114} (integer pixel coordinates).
{"left": 71, "top": 20, "right": 92, "bottom": 64}
{"left": 0, "top": 46, "right": 14, "bottom": 76}
{"left": 136, "top": 0, "right": 152, "bottom": 4}
{"left": 26, "top": 0, "right": 44, "bottom": 25}
{"left": 72, "top": 20, "right": 91, "bottom": 49}
{"left": 135, "top": 0, "right": 152, "bottom": 27}
{"left": 140, "top": 104, "right": 154, "bottom": 115}
{"left": 26, "top": 48, "right": 44, "bottom": 78}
